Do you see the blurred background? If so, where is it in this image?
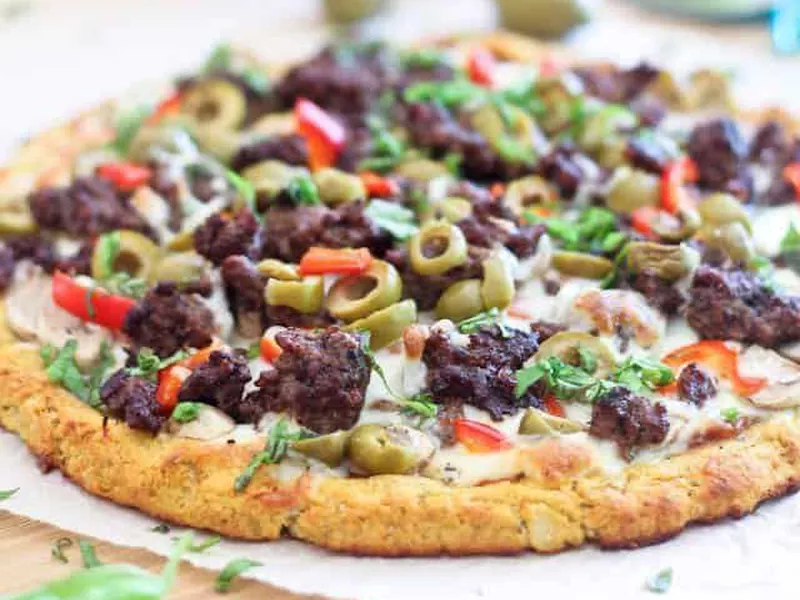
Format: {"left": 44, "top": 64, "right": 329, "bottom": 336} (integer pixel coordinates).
{"left": 0, "top": 0, "right": 797, "bottom": 157}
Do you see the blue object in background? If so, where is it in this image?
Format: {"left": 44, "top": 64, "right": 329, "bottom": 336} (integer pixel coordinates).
{"left": 772, "top": 0, "right": 800, "bottom": 54}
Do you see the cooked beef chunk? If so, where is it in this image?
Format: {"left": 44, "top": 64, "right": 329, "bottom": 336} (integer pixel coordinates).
{"left": 589, "top": 386, "right": 669, "bottom": 458}
{"left": 100, "top": 370, "right": 165, "bottom": 433}
{"left": 625, "top": 136, "right": 670, "bottom": 174}
{"left": 630, "top": 95, "right": 666, "bottom": 128}
{"left": 177, "top": 350, "right": 252, "bottom": 421}
{"left": 6, "top": 236, "right": 91, "bottom": 275}
{"left": 28, "top": 176, "right": 151, "bottom": 237}
{"left": 123, "top": 282, "right": 215, "bottom": 357}
{"left": 386, "top": 245, "right": 486, "bottom": 310}
{"left": 573, "top": 62, "right": 660, "bottom": 103}
{"left": 0, "top": 244, "right": 14, "bottom": 291}
{"left": 220, "top": 255, "right": 266, "bottom": 336}
{"left": 245, "top": 328, "right": 370, "bottom": 433}
{"left": 334, "top": 121, "right": 374, "bottom": 173}
{"left": 676, "top": 363, "right": 717, "bottom": 406}
{"left": 686, "top": 265, "right": 800, "bottom": 347}
{"left": 422, "top": 325, "right": 540, "bottom": 420}
{"left": 536, "top": 143, "right": 593, "bottom": 199}
{"left": 687, "top": 118, "right": 752, "bottom": 200}
{"left": 750, "top": 121, "right": 792, "bottom": 164}
{"left": 402, "top": 102, "right": 533, "bottom": 182}
{"left": 265, "top": 304, "right": 336, "bottom": 328}
{"left": 629, "top": 271, "right": 685, "bottom": 315}
{"left": 529, "top": 320, "right": 566, "bottom": 343}
{"left": 230, "top": 134, "right": 309, "bottom": 173}
{"left": 194, "top": 209, "right": 261, "bottom": 265}
{"left": 457, "top": 211, "right": 546, "bottom": 259}
{"left": 758, "top": 138, "right": 800, "bottom": 206}
{"left": 318, "top": 201, "right": 393, "bottom": 257}
{"left": 262, "top": 205, "right": 327, "bottom": 262}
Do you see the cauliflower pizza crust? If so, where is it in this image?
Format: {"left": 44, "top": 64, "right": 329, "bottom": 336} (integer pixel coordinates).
{"left": 2, "top": 32, "right": 800, "bottom": 556}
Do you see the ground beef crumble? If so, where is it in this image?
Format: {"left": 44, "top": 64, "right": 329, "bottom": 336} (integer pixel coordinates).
{"left": 676, "top": 363, "right": 717, "bottom": 406}
{"left": 100, "top": 370, "right": 165, "bottom": 433}
{"left": 589, "top": 386, "right": 669, "bottom": 459}
{"left": 177, "top": 350, "right": 253, "bottom": 422}
{"left": 194, "top": 208, "right": 261, "bottom": 265}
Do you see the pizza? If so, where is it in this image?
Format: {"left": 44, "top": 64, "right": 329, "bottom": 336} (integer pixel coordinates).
{"left": 1, "top": 32, "right": 800, "bottom": 556}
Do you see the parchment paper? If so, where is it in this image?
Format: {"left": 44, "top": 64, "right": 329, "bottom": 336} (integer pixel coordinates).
{"left": 2, "top": 1, "right": 800, "bottom": 597}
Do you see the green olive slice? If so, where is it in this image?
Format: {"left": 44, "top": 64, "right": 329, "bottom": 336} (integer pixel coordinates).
{"left": 435, "top": 197, "right": 473, "bottom": 223}
{"left": 605, "top": 167, "right": 660, "bottom": 214}
{"left": 481, "top": 251, "right": 515, "bottom": 310}
{"left": 0, "top": 209, "right": 37, "bottom": 235}
{"left": 243, "top": 160, "right": 307, "bottom": 199}
{"left": 578, "top": 106, "right": 637, "bottom": 154}
{"left": 470, "top": 102, "right": 541, "bottom": 160}
{"left": 312, "top": 168, "right": 366, "bottom": 205}
{"left": 166, "top": 229, "right": 195, "bottom": 252}
{"left": 532, "top": 331, "right": 615, "bottom": 378}
{"left": 265, "top": 276, "right": 324, "bottom": 314}
{"left": 344, "top": 300, "right": 417, "bottom": 350}
{"left": 408, "top": 220, "right": 468, "bottom": 276}
{"left": 152, "top": 251, "right": 209, "bottom": 286}
{"left": 504, "top": 175, "right": 558, "bottom": 217}
{"left": 292, "top": 431, "right": 349, "bottom": 467}
{"left": 701, "top": 222, "right": 754, "bottom": 264}
{"left": 326, "top": 260, "right": 402, "bottom": 322}
{"left": 435, "top": 279, "right": 485, "bottom": 322}
{"left": 92, "top": 230, "right": 161, "bottom": 282}
{"left": 698, "top": 192, "right": 752, "bottom": 233}
{"left": 347, "top": 424, "right": 434, "bottom": 475}
{"left": 551, "top": 251, "right": 613, "bottom": 279}
{"left": 651, "top": 206, "right": 701, "bottom": 242}
{"left": 626, "top": 242, "right": 691, "bottom": 282}
{"left": 190, "top": 124, "right": 242, "bottom": 163}
{"left": 395, "top": 158, "right": 452, "bottom": 183}
{"left": 518, "top": 408, "right": 584, "bottom": 435}
{"left": 256, "top": 258, "right": 301, "bottom": 281}
{"left": 181, "top": 78, "right": 247, "bottom": 131}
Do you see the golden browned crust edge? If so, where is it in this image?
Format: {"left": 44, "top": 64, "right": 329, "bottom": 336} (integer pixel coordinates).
{"left": 2, "top": 32, "right": 800, "bottom": 556}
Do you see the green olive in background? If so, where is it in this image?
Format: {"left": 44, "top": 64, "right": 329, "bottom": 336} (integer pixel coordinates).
{"left": 127, "top": 124, "right": 197, "bottom": 163}
{"left": 344, "top": 300, "right": 417, "bottom": 350}
{"left": 265, "top": 276, "right": 324, "bottom": 314}
{"left": 626, "top": 242, "right": 691, "bottom": 282}
{"left": 481, "top": 251, "right": 515, "bottom": 311}
{"left": 532, "top": 331, "right": 615, "bottom": 378}
{"left": 578, "top": 106, "right": 638, "bottom": 154}
{"left": 312, "top": 168, "right": 366, "bottom": 205}
{"left": 256, "top": 258, "right": 301, "bottom": 281}
{"left": 181, "top": 78, "right": 247, "bottom": 131}
{"left": 648, "top": 71, "right": 686, "bottom": 110}
{"left": 152, "top": 251, "right": 209, "bottom": 286}
{"left": 518, "top": 407, "right": 584, "bottom": 435}
{"left": 504, "top": 175, "right": 558, "bottom": 217}
{"left": 243, "top": 160, "right": 307, "bottom": 199}
{"left": 323, "top": 0, "right": 385, "bottom": 23}
{"left": 551, "top": 251, "right": 613, "bottom": 279}
{"left": 292, "top": 431, "right": 349, "bottom": 467}
{"left": 435, "top": 197, "right": 473, "bottom": 223}
{"left": 701, "top": 222, "right": 754, "bottom": 264}
{"left": 409, "top": 220, "right": 469, "bottom": 276}
{"left": 326, "top": 260, "right": 402, "bottom": 322}
{"left": 166, "top": 229, "right": 195, "bottom": 252}
{"left": 395, "top": 158, "right": 452, "bottom": 183}
{"left": 470, "top": 102, "right": 543, "bottom": 158}
{"left": 594, "top": 137, "right": 628, "bottom": 170}
{"left": 435, "top": 279, "right": 485, "bottom": 322}
{"left": 0, "top": 208, "right": 37, "bottom": 235}
{"left": 605, "top": 167, "right": 660, "bottom": 214}
{"left": 495, "top": 0, "right": 591, "bottom": 39}
{"left": 535, "top": 73, "right": 585, "bottom": 135}
{"left": 347, "top": 423, "right": 435, "bottom": 475}
{"left": 651, "top": 206, "right": 701, "bottom": 242}
{"left": 686, "top": 69, "right": 734, "bottom": 111}
{"left": 92, "top": 230, "right": 161, "bottom": 282}
{"left": 697, "top": 192, "right": 752, "bottom": 233}
{"left": 190, "top": 124, "right": 242, "bottom": 163}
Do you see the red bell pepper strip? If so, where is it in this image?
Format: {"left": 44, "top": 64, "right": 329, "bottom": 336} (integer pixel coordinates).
{"left": 360, "top": 172, "right": 399, "bottom": 198}
{"left": 660, "top": 156, "right": 698, "bottom": 215}
{"left": 146, "top": 91, "right": 183, "bottom": 125}
{"left": 295, "top": 98, "right": 346, "bottom": 171}
{"left": 454, "top": 419, "right": 512, "bottom": 453}
{"left": 490, "top": 182, "right": 506, "bottom": 200}
{"left": 630, "top": 206, "right": 659, "bottom": 238}
{"left": 96, "top": 162, "right": 152, "bottom": 192}
{"left": 156, "top": 365, "right": 191, "bottom": 411}
{"left": 260, "top": 334, "right": 283, "bottom": 362}
{"left": 52, "top": 272, "right": 136, "bottom": 331}
{"left": 298, "top": 247, "right": 373, "bottom": 276}
{"left": 542, "top": 395, "right": 566, "bottom": 418}
{"left": 467, "top": 47, "right": 496, "bottom": 87}
{"left": 661, "top": 340, "right": 766, "bottom": 397}
{"left": 784, "top": 162, "right": 800, "bottom": 201}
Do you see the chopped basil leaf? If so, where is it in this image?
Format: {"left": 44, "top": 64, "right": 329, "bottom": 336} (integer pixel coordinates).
{"left": 214, "top": 558, "right": 262, "bottom": 593}
{"left": 102, "top": 271, "right": 148, "bottom": 299}
{"left": 94, "top": 231, "right": 121, "bottom": 280}
{"left": 40, "top": 343, "right": 56, "bottom": 367}
{"left": 403, "top": 78, "right": 486, "bottom": 108}
{"left": 0, "top": 488, "right": 19, "bottom": 501}
{"left": 365, "top": 199, "right": 418, "bottom": 241}
{"left": 204, "top": 43, "right": 233, "bottom": 72}
{"left": 457, "top": 308, "right": 507, "bottom": 336}
{"left": 234, "top": 419, "right": 306, "bottom": 492}
{"left": 246, "top": 342, "right": 261, "bottom": 360}
{"left": 494, "top": 136, "right": 535, "bottom": 164}
{"left": 78, "top": 540, "right": 102, "bottom": 568}
{"left": 286, "top": 175, "right": 321, "bottom": 206}
{"left": 224, "top": 169, "right": 259, "bottom": 218}
{"left": 577, "top": 346, "right": 598, "bottom": 375}
{"left": 45, "top": 339, "right": 90, "bottom": 402}
{"left": 398, "top": 392, "right": 438, "bottom": 421}
{"left": 613, "top": 356, "right": 674, "bottom": 394}
{"left": 51, "top": 537, "right": 73, "bottom": 564}
{"left": 171, "top": 402, "right": 203, "bottom": 424}
{"left": 126, "top": 347, "right": 189, "bottom": 380}
{"left": 721, "top": 406, "right": 740, "bottom": 424}
{"left": 174, "top": 534, "right": 221, "bottom": 553}
{"left": 401, "top": 48, "right": 448, "bottom": 69}
{"left": 357, "top": 156, "right": 401, "bottom": 173}
{"left": 780, "top": 223, "right": 800, "bottom": 254}
{"left": 645, "top": 567, "right": 673, "bottom": 594}
{"left": 87, "top": 341, "right": 115, "bottom": 409}
{"left": 151, "top": 523, "right": 171, "bottom": 534}
{"left": 601, "top": 231, "right": 627, "bottom": 254}
{"left": 444, "top": 152, "right": 463, "bottom": 176}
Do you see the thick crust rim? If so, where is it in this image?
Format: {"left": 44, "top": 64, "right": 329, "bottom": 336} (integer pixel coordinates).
{"left": 2, "top": 32, "right": 800, "bottom": 556}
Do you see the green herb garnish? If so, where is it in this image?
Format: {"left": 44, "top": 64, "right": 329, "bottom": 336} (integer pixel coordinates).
{"left": 51, "top": 537, "right": 73, "bottom": 564}
{"left": 214, "top": 558, "right": 262, "bottom": 593}
{"left": 721, "top": 407, "right": 741, "bottom": 424}
{"left": 457, "top": 308, "right": 508, "bottom": 337}
{"left": 111, "top": 106, "right": 149, "bottom": 156}
{"left": 224, "top": 169, "right": 259, "bottom": 217}
{"left": 613, "top": 356, "right": 674, "bottom": 394}
{"left": 0, "top": 488, "right": 19, "bottom": 501}
{"left": 246, "top": 342, "right": 261, "bottom": 360}
{"left": 87, "top": 341, "right": 115, "bottom": 408}
{"left": 125, "top": 348, "right": 189, "bottom": 380}
{"left": 577, "top": 346, "right": 598, "bottom": 375}
{"left": 645, "top": 567, "right": 673, "bottom": 594}
{"left": 150, "top": 523, "right": 171, "bottom": 534}
{"left": 78, "top": 540, "right": 102, "bottom": 569}
{"left": 780, "top": 223, "right": 800, "bottom": 254}
{"left": 171, "top": 402, "right": 203, "bottom": 424}
{"left": 94, "top": 231, "right": 121, "bottom": 280}
{"left": 234, "top": 419, "right": 306, "bottom": 492}
{"left": 401, "top": 48, "right": 448, "bottom": 69}
{"left": 44, "top": 339, "right": 90, "bottom": 402}
{"left": 364, "top": 199, "right": 418, "bottom": 241}
{"left": 175, "top": 534, "right": 221, "bottom": 553}
{"left": 286, "top": 175, "right": 321, "bottom": 206}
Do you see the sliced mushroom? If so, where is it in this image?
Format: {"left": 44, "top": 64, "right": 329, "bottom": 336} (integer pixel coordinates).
{"left": 738, "top": 345, "right": 800, "bottom": 409}
{"left": 171, "top": 405, "right": 236, "bottom": 440}
{"left": 569, "top": 289, "right": 666, "bottom": 349}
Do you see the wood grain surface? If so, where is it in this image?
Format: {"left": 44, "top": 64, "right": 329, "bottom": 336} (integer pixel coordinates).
{"left": 0, "top": 512, "right": 318, "bottom": 598}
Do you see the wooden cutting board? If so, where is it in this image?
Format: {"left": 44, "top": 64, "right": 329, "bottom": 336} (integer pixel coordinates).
{"left": 0, "top": 512, "right": 317, "bottom": 598}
